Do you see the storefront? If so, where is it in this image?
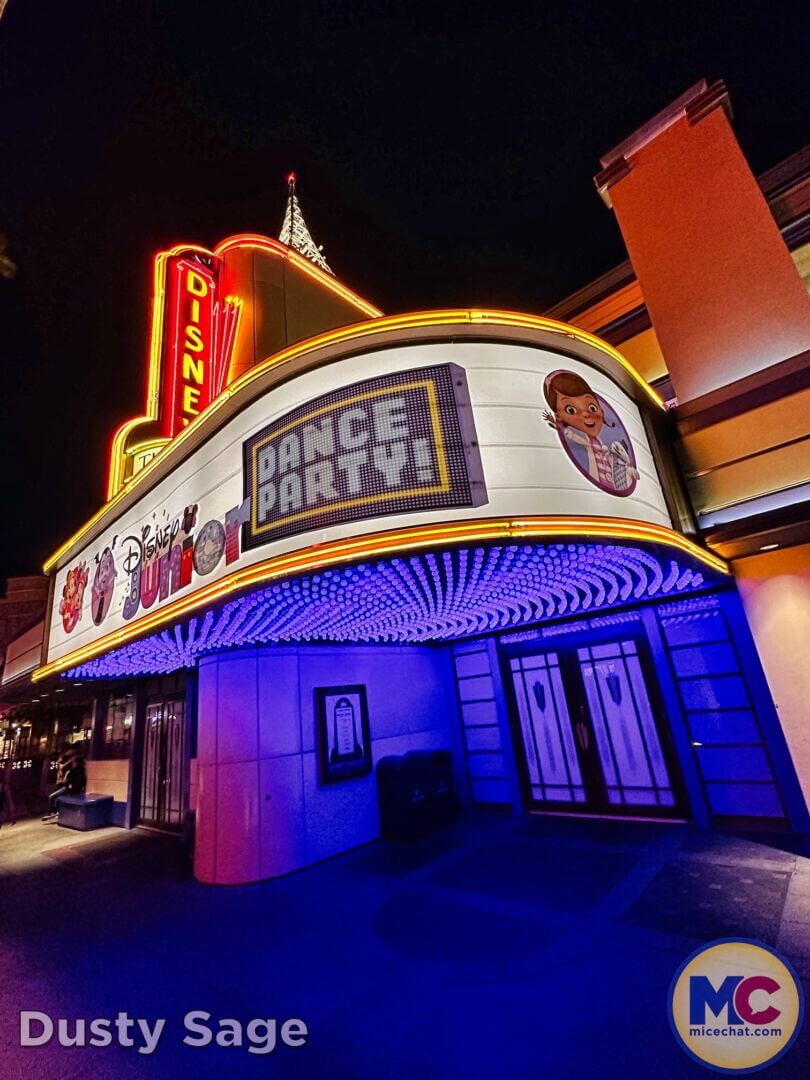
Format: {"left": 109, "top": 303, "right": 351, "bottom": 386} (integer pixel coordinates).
{"left": 0, "top": 688, "right": 95, "bottom": 819}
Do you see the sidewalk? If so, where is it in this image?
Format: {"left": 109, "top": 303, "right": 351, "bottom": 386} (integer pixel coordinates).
{"left": 1, "top": 813, "right": 808, "bottom": 1078}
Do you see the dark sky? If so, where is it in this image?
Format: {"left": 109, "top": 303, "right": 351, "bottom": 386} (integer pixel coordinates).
{"left": 0, "top": 1, "right": 807, "bottom": 581}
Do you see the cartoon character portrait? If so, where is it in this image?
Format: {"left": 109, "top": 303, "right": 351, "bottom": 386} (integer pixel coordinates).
{"left": 59, "top": 563, "right": 89, "bottom": 633}
{"left": 91, "top": 546, "right": 117, "bottom": 626}
{"left": 543, "top": 369, "right": 639, "bottom": 496}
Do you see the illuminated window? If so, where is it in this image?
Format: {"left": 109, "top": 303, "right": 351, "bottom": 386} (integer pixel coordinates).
{"left": 100, "top": 692, "right": 134, "bottom": 759}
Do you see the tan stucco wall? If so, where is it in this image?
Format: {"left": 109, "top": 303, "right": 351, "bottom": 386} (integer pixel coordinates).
{"left": 735, "top": 543, "right": 810, "bottom": 808}
{"left": 86, "top": 757, "right": 130, "bottom": 803}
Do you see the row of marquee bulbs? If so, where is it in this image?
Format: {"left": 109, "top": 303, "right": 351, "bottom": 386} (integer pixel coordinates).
{"left": 67, "top": 542, "right": 708, "bottom": 679}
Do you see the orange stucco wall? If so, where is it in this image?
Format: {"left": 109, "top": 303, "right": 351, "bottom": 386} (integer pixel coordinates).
{"left": 735, "top": 544, "right": 810, "bottom": 808}
{"left": 609, "top": 107, "right": 810, "bottom": 403}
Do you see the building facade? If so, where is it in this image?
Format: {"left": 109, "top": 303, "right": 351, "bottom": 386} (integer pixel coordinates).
{"left": 2, "top": 82, "right": 809, "bottom": 883}
{"left": 550, "top": 78, "right": 810, "bottom": 819}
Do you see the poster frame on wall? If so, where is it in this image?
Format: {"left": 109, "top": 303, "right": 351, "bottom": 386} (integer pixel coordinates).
{"left": 315, "top": 684, "right": 372, "bottom": 785}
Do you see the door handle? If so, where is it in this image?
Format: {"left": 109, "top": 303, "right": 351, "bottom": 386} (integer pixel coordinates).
{"left": 575, "top": 721, "right": 590, "bottom": 751}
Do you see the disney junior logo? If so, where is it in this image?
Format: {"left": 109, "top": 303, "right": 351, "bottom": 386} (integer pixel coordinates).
{"left": 669, "top": 939, "right": 804, "bottom": 1073}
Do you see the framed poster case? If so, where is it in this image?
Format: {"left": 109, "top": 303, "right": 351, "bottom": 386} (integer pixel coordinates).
{"left": 315, "top": 685, "right": 371, "bottom": 785}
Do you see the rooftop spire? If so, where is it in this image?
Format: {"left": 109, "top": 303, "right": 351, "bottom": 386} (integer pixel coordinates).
{"left": 278, "top": 173, "right": 333, "bottom": 275}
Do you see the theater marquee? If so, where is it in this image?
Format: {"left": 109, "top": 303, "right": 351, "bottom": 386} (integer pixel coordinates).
{"left": 41, "top": 331, "right": 681, "bottom": 674}
{"left": 242, "top": 365, "right": 485, "bottom": 549}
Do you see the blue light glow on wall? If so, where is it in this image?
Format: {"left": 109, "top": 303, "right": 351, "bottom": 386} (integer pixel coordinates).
{"left": 66, "top": 542, "right": 716, "bottom": 678}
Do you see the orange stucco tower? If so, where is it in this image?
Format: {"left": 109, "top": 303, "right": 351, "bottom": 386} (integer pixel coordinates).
{"left": 595, "top": 79, "right": 810, "bottom": 812}
{"left": 595, "top": 79, "right": 810, "bottom": 404}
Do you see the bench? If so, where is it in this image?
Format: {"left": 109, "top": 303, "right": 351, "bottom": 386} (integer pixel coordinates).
{"left": 57, "top": 793, "right": 115, "bottom": 831}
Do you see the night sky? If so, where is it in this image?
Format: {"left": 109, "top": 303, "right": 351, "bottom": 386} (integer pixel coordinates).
{"left": 0, "top": 1, "right": 806, "bottom": 581}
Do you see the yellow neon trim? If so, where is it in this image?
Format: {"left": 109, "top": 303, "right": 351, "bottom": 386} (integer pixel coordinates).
{"left": 108, "top": 416, "right": 153, "bottom": 495}
{"left": 127, "top": 438, "right": 170, "bottom": 455}
{"left": 34, "top": 517, "right": 727, "bottom": 681}
{"left": 106, "top": 244, "right": 214, "bottom": 500}
{"left": 105, "top": 237, "right": 380, "bottom": 502}
{"left": 213, "top": 234, "right": 383, "bottom": 319}
{"left": 225, "top": 308, "right": 665, "bottom": 409}
{"left": 53, "top": 309, "right": 663, "bottom": 573}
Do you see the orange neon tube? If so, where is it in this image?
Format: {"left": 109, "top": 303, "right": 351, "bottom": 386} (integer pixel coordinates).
{"left": 34, "top": 516, "right": 728, "bottom": 681}
{"left": 105, "top": 236, "right": 381, "bottom": 502}
{"left": 50, "top": 308, "right": 664, "bottom": 573}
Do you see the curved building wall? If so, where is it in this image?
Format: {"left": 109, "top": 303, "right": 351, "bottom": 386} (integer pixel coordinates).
{"left": 193, "top": 643, "right": 460, "bottom": 885}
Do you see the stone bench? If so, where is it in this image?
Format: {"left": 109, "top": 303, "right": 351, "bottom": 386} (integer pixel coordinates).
{"left": 57, "top": 793, "right": 115, "bottom": 831}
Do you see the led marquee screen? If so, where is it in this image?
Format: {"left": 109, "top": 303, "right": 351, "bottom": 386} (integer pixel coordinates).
{"left": 243, "top": 363, "right": 484, "bottom": 548}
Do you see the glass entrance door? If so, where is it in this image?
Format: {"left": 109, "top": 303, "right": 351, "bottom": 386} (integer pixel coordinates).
{"left": 139, "top": 699, "right": 186, "bottom": 830}
{"left": 505, "top": 635, "right": 684, "bottom": 818}
{"left": 508, "top": 650, "right": 589, "bottom": 807}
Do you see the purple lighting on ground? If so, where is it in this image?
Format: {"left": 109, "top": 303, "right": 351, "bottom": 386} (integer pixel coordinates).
{"left": 66, "top": 542, "right": 713, "bottom": 678}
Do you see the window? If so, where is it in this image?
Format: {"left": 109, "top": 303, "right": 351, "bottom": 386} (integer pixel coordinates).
{"left": 100, "top": 693, "right": 134, "bottom": 759}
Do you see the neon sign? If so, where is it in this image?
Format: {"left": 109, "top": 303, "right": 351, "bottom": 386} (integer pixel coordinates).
{"left": 160, "top": 255, "right": 242, "bottom": 439}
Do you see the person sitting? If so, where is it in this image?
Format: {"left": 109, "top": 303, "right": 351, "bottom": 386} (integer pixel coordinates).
{"left": 42, "top": 753, "right": 69, "bottom": 821}
{"left": 42, "top": 749, "right": 86, "bottom": 821}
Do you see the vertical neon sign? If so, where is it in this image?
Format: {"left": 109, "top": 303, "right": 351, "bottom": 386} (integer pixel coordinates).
{"left": 162, "top": 257, "right": 219, "bottom": 438}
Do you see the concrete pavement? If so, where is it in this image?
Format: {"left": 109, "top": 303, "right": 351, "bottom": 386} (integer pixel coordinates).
{"left": 1, "top": 813, "right": 808, "bottom": 1078}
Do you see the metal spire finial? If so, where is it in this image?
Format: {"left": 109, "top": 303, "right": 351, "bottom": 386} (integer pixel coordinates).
{"left": 279, "top": 174, "right": 333, "bottom": 275}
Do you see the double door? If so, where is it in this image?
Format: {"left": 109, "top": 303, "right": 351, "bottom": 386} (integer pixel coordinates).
{"left": 139, "top": 698, "right": 186, "bottom": 830}
{"left": 504, "top": 634, "right": 684, "bottom": 818}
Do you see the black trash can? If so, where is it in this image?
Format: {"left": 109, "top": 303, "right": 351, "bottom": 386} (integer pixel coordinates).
{"left": 427, "top": 749, "right": 460, "bottom": 828}
{"left": 377, "top": 750, "right": 458, "bottom": 840}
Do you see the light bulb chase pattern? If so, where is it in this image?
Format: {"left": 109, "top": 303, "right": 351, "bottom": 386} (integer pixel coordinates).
{"left": 66, "top": 541, "right": 711, "bottom": 679}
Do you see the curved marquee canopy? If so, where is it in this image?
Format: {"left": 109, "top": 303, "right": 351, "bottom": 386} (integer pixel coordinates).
{"left": 37, "top": 314, "right": 724, "bottom": 682}
{"left": 65, "top": 536, "right": 722, "bottom": 679}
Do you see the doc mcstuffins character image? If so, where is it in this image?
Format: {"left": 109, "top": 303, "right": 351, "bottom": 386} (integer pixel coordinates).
{"left": 59, "top": 562, "right": 89, "bottom": 633}
{"left": 543, "top": 369, "right": 639, "bottom": 496}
